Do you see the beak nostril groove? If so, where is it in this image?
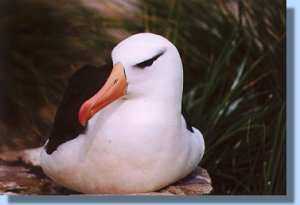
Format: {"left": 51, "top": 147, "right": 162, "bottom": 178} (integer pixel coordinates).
{"left": 78, "top": 63, "right": 127, "bottom": 126}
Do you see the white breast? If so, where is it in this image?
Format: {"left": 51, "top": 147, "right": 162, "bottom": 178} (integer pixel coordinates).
{"left": 40, "top": 97, "right": 204, "bottom": 194}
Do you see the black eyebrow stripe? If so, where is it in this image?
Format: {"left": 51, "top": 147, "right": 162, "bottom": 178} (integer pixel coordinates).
{"left": 135, "top": 51, "right": 165, "bottom": 68}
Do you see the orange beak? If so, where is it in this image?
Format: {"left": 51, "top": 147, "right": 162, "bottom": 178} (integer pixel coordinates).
{"left": 78, "top": 63, "right": 127, "bottom": 126}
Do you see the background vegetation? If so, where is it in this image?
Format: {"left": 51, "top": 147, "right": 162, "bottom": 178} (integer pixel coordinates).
{"left": 0, "top": 0, "right": 286, "bottom": 195}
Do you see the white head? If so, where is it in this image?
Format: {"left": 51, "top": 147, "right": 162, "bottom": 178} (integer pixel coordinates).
{"left": 79, "top": 33, "right": 184, "bottom": 126}
{"left": 112, "top": 33, "right": 183, "bottom": 99}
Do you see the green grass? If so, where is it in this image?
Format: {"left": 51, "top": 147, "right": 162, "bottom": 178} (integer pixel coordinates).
{"left": 140, "top": 0, "right": 286, "bottom": 194}
{"left": 0, "top": 0, "right": 285, "bottom": 195}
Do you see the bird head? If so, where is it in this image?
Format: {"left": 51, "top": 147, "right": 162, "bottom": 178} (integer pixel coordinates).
{"left": 78, "top": 33, "right": 183, "bottom": 126}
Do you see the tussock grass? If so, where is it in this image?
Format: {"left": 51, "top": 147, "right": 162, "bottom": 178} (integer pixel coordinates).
{"left": 140, "top": 0, "right": 285, "bottom": 194}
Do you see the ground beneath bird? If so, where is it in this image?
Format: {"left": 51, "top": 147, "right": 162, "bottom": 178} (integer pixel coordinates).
{"left": 0, "top": 148, "right": 212, "bottom": 195}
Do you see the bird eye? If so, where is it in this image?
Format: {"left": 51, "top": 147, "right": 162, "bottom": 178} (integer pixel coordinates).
{"left": 135, "top": 51, "right": 164, "bottom": 69}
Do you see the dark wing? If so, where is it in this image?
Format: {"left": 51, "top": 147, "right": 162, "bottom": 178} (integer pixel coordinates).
{"left": 181, "top": 103, "right": 194, "bottom": 133}
{"left": 46, "top": 63, "right": 112, "bottom": 154}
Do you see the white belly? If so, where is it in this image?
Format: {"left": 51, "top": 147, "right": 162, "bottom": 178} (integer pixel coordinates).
{"left": 40, "top": 99, "right": 204, "bottom": 194}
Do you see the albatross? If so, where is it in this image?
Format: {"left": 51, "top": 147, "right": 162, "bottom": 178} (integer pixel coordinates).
{"left": 40, "top": 33, "right": 205, "bottom": 194}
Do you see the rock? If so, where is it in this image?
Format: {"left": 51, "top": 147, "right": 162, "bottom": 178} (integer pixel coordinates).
{"left": 0, "top": 148, "right": 212, "bottom": 195}
{"left": 0, "top": 147, "right": 42, "bottom": 167}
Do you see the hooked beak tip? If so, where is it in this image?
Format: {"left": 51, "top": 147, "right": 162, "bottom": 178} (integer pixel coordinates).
{"left": 77, "top": 63, "right": 127, "bottom": 126}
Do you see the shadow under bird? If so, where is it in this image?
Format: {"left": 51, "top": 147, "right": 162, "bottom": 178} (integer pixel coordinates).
{"left": 40, "top": 33, "right": 205, "bottom": 194}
